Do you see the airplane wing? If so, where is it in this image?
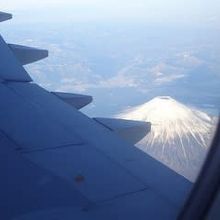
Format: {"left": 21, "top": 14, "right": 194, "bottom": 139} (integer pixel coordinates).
{"left": 0, "top": 12, "right": 192, "bottom": 220}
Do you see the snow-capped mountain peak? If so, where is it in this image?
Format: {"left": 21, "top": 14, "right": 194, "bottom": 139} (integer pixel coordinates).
{"left": 118, "top": 96, "right": 213, "bottom": 147}
{"left": 118, "top": 96, "right": 216, "bottom": 181}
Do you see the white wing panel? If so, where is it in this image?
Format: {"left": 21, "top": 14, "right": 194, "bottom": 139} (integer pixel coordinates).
{"left": 14, "top": 189, "right": 178, "bottom": 220}
{"left": 23, "top": 144, "right": 146, "bottom": 202}
{"left": 0, "top": 83, "right": 83, "bottom": 150}
{"left": 0, "top": 131, "right": 89, "bottom": 220}
{"left": 0, "top": 82, "right": 146, "bottom": 201}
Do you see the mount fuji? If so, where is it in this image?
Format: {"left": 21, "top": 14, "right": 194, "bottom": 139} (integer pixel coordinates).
{"left": 118, "top": 96, "right": 217, "bottom": 181}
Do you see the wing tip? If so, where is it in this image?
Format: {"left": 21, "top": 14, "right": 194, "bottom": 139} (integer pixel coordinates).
{"left": 0, "top": 11, "right": 12, "bottom": 22}
{"left": 8, "top": 44, "right": 49, "bottom": 65}
{"left": 52, "top": 92, "right": 93, "bottom": 109}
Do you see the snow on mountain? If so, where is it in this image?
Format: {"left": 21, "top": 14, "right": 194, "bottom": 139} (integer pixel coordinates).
{"left": 118, "top": 96, "right": 217, "bottom": 181}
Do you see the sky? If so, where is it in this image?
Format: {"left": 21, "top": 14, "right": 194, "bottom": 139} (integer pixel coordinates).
{"left": 1, "top": 0, "right": 220, "bottom": 26}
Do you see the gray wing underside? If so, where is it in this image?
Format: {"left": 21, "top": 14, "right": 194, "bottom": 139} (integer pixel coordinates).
{"left": 0, "top": 12, "right": 191, "bottom": 220}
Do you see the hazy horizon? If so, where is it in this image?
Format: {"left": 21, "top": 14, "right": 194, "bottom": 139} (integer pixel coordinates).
{"left": 1, "top": 0, "right": 220, "bottom": 28}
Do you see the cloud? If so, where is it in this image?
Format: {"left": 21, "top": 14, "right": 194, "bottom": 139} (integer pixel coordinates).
{"left": 58, "top": 82, "right": 90, "bottom": 92}
{"left": 154, "top": 74, "right": 185, "bottom": 85}
{"left": 174, "top": 52, "right": 203, "bottom": 68}
{"left": 56, "top": 72, "right": 139, "bottom": 93}
{"left": 98, "top": 74, "right": 139, "bottom": 88}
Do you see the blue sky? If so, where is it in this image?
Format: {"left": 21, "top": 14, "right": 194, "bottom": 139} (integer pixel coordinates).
{"left": 1, "top": 0, "right": 220, "bottom": 26}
